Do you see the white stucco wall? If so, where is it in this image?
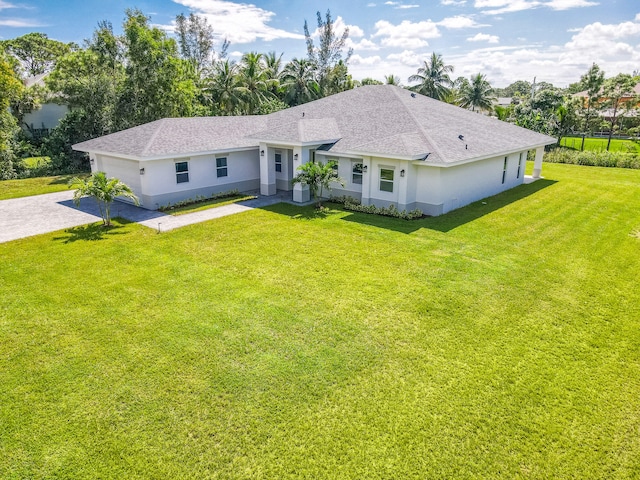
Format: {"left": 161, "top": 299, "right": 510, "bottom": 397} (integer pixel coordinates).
{"left": 22, "top": 103, "right": 68, "bottom": 132}
{"left": 95, "top": 149, "right": 260, "bottom": 209}
{"left": 433, "top": 152, "right": 527, "bottom": 214}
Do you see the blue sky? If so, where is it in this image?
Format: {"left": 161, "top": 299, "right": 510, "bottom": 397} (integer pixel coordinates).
{"left": 0, "top": 0, "right": 637, "bottom": 87}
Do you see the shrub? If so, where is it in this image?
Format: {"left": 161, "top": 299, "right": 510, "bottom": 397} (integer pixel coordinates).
{"left": 329, "top": 195, "right": 424, "bottom": 220}
{"left": 544, "top": 148, "right": 640, "bottom": 169}
{"left": 159, "top": 189, "right": 243, "bottom": 212}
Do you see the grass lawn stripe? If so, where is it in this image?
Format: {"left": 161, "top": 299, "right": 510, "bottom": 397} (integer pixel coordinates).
{"left": 1, "top": 162, "right": 639, "bottom": 478}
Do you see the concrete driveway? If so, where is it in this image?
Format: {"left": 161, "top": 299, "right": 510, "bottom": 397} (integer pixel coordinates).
{"left": 0, "top": 190, "right": 255, "bottom": 244}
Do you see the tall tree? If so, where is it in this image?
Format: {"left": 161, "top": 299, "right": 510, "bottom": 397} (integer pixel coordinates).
{"left": 458, "top": 73, "right": 496, "bottom": 112}
{"left": 117, "top": 9, "right": 198, "bottom": 126}
{"left": 602, "top": 73, "right": 637, "bottom": 150}
{"left": 304, "top": 9, "right": 352, "bottom": 96}
{"left": 579, "top": 63, "right": 605, "bottom": 134}
{"left": 263, "top": 51, "right": 284, "bottom": 98}
{"left": 205, "top": 59, "right": 243, "bottom": 115}
{"left": 236, "top": 52, "right": 272, "bottom": 115}
{"left": 280, "top": 58, "right": 319, "bottom": 106}
{"left": 0, "top": 50, "right": 24, "bottom": 179}
{"left": 2, "top": 33, "right": 71, "bottom": 76}
{"left": 408, "top": 52, "right": 453, "bottom": 101}
{"left": 175, "top": 13, "right": 228, "bottom": 76}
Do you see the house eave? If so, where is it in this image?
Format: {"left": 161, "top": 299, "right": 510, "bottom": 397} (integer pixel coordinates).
{"left": 72, "top": 145, "right": 260, "bottom": 162}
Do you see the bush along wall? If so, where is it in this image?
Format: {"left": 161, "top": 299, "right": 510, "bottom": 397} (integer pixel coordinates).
{"left": 330, "top": 196, "right": 424, "bottom": 220}
{"left": 544, "top": 149, "right": 640, "bottom": 169}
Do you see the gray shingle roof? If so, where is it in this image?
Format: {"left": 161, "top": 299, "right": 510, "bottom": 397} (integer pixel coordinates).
{"left": 73, "top": 85, "right": 556, "bottom": 164}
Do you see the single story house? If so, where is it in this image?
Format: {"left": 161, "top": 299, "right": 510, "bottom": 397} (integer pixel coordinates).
{"left": 73, "top": 85, "right": 556, "bottom": 216}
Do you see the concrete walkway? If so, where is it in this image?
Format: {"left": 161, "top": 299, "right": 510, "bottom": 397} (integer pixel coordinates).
{"left": 0, "top": 190, "right": 296, "bottom": 244}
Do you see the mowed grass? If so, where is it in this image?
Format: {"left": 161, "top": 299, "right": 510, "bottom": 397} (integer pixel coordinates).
{"left": 0, "top": 173, "right": 89, "bottom": 200}
{"left": 162, "top": 194, "right": 257, "bottom": 215}
{"left": 1, "top": 162, "right": 640, "bottom": 479}
{"left": 560, "top": 136, "right": 640, "bottom": 153}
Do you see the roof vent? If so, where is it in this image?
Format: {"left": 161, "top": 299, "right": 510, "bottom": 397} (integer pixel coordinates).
{"left": 410, "top": 93, "right": 416, "bottom": 98}
{"left": 458, "top": 134, "right": 464, "bottom": 140}
{"left": 302, "top": 112, "right": 305, "bottom": 117}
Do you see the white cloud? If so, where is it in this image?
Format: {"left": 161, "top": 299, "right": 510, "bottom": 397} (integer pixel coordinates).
{"left": 367, "top": 2, "right": 377, "bottom": 5}
{"left": 0, "top": 1, "right": 18, "bottom": 9}
{"left": 350, "top": 54, "right": 383, "bottom": 65}
{"left": 438, "top": 15, "right": 486, "bottom": 29}
{"left": 169, "top": 0, "right": 303, "bottom": 44}
{"left": 397, "top": 4, "right": 420, "bottom": 8}
{"left": 475, "top": 0, "right": 598, "bottom": 15}
{"left": 546, "top": 0, "right": 598, "bottom": 10}
{"left": 387, "top": 49, "right": 423, "bottom": 67}
{"left": 441, "top": 0, "right": 467, "bottom": 5}
{"left": 372, "top": 19, "right": 440, "bottom": 48}
{"left": 467, "top": 32, "right": 500, "bottom": 43}
{"left": 0, "top": 18, "right": 45, "bottom": 27}
{"left": 347, "top": 37, "right": 381, "bottom": 51}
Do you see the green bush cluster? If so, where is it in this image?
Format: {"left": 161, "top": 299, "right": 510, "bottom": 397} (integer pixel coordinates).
{"left": 159, "top": 189, "right": 242, "bottom": 211}
{"left": 330, "top": 195, "right": 424, "bottom": 220}
{"left": 544, "top": 149, "right": 640, "bottom": 169}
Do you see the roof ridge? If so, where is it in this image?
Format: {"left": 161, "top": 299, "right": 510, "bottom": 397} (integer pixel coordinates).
{"left": 141, "top": 119, "right": 166, "bottom": 157}
{"left": 390, "top": 86, "right": 448, "bottom": 161}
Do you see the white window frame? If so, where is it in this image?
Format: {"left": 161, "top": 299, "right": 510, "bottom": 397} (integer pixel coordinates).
{"left": 216, "top": 156, "right": 228, "bottom": 178}
{"left": 352, "top": 161, "right": 363, "bottom": 185}
{"left": 275, "top": 151, "right": 282, "bottom": 173}
{"left": 502, "top": 157, "right": 508, "bottom": 184}
{"left": 517, "top": 153, "right": 523, "bottom": 179}
{"left": 175, "top": 161, "right": 189, "bottom": 183}
{"left": 379, "top": 167, "right": 394, "bottom": 193}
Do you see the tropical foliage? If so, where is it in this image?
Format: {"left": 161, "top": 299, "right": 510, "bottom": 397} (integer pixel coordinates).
{"left": 69, "top": 171, "right": 139, "bottom": 226}
{"left": 291, "top": 160, "right": 344, "bottom": 207}
{"left": 408, "top": 52, "right": 454, "bottom": 101}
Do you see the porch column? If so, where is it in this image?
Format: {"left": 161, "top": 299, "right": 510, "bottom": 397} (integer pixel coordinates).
{"left": 259, "top": 143, "right": 276, "bottom": 195}
{"left": 532, "top": 147, "right": 544, "bottom": 179}
{"left": 292, "top": 146, "right": 310, "bottom": 203}
{"left": 361, "top": 157, "right": 372, "bottom": 206}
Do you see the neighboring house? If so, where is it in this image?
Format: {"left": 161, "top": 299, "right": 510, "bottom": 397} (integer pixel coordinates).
{"left": 573, "top": 82, "right": 640, "bottom": 120}
{"left": 21, "top": 73, "right": 68, "bottom": 138}
{"left": 73, "top": 85, "right": 555, "bottom": 216}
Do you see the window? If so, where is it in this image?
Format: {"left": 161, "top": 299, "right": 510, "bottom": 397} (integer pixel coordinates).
{"left": 176, "top": 161, "right": 189, "bottom": 183}
{"left": 502, "top": 157, "right": 508, "bottom": 184}
{"left": 352, "top": 162, "right": 363, "bottom": 185}
{"left": 380, "top": 168, "right": 394, "bottom": 192}
{"left": 216, "top": 157, "right": 228, "bottom": 178}
{"left": 517, "top": 153, "right": 523, "bottom": 179}
{"left": 275, "top": 152, "right": 282, "bottom": 173}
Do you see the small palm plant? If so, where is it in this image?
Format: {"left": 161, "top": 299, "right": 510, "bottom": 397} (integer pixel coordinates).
{"left": 291, "top": 160, "right": 343, "bottom": 208}
{"left": 69, "top": 171, "right": 139, "bottom": 227}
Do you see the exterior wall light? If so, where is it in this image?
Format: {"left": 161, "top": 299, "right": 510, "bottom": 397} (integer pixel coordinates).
{"left": 260, "top": 150, "right": 265, "bottom": 156}
{"left": 294, "top": 153, "right": 299, "bottom": 161}
{"left": 400, "top": 169, "right": 405, "bottom": 177}
{"left": 90, "top": 158, "right": 95, "bottom": 164}
{"left": 363, "top": 165, "right": 368, "bottom": 173}
{"left": 139, "top": 168, "right": 145, "bottom": 175}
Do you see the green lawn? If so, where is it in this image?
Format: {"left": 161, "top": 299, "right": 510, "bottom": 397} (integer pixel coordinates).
{"left": 1, "top": 163, "right": 640, "bottom": 479}
{"left": 161, "top": 194, "right": 257, "bottom": 215}
{"left": 0, "top": 173, "right": 89, "bottom": 200}
{"left": 560, "top": 136, "right": 640, "bottom": 153}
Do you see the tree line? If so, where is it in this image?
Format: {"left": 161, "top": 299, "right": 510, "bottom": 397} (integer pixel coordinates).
{"left": 1, "top": 8, "right": 639, "bottom": 180}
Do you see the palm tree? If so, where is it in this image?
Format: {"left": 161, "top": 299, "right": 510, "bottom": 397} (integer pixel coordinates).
{"left": 458, "top": 73, "right": 496, "bottom": 112}
{"left": 408, "top": 52, "right": 453, "bottom": 101}
{"left": 237, "top": 52, "right": 272, "bottom": 114}
{"left": 385, "top": 74, "right": 401, "bottom": 86}
{"left": 280, "top": 58, "right": 320, "bottom": 106}
{"left": 206, "top": 59, "right": 243, "bottom": 115}
{"left": 291, "top": 160, "right": 343, "bottom": 208}
{"left": 263, "top": 51, "right": 284, "bottom": 97}
{"left": 69, "top": 171, "right": 139, "bottom": 227}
